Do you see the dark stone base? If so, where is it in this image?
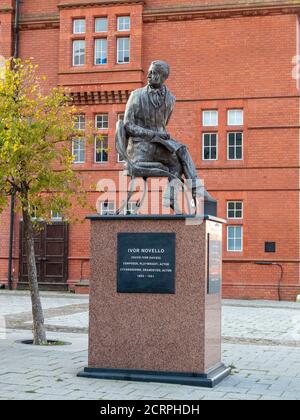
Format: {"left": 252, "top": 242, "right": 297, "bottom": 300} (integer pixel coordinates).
{"left": 78, "top": 364, "right": 231, "bottom": 389}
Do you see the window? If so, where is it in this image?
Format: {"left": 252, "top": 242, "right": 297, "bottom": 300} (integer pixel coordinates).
{"left": 117, "top": 114, "right": 125, "bottom": 162}
{"left": 95, "top": 135, "right": 108, "bottom": 163}
{"left": 228, "top": 132, "right": 243, "bottom": 160}
{"left": 74, "top": 115, "right": 85, "bottom": 131}
{"left": 95, "top": 39, "right": 107, "bottom": 65}
{"left": 227, "top": 201, "right": 243, "bottom": 219}
{"left": 73, "top": 40, "right": 85, "bottom": 66}
{"left": 100, "top": 201, "right": 115, "bottom": 215}
{"left": 117, "top": 149, "right": 125, "bottom": 163}
{"left": 30, "top": 206, "right": 44, "bottom": 221}
{"left": 117, "top": 37, "right": 130, "bottom": 64}
{"left": 125, "top": 202, "right": 136, "bottom": 214}
{"left": 117, "top": 16, "right": 130, "bottom": 31}
{"left": 51, "top": 211, "right": 63, "bottom": 221}
{"left": 228, "top": 109, "right": 243, "bottom": 126}
{"left": 73, "top": 19, "right": 86, "bottom": 34}
{"left": 227, "top": 226, "right": 243, "bottom": 252}
{"left": 30, "top": 206, "right": 38, "bottom": 220}
{"left": 203, "top": 110, "right": 218, "bottom": 127}
{"left": 95, "top": 114, "right": 109, "bottom": 129}
{"left": 72, "top": 138, "right": 85, "bottom": 163}
{"left": 95, "top": 17, "right": 108, "bottom": 32}
{"left": 202, "top": 133, "right": 217, "bottom": 160}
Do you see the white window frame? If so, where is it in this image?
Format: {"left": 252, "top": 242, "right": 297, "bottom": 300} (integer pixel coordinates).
{"left": 228, "top": 109, "right": 244, "bottom": 126}
{"left": 73, "top": 40, "right": 85, "bottom": 67}
{"left": 117, "top": 37, "right": 130, "bottom": 64}
{"left": 124, "top": 202, "right": 136, "bottom": 214}
{"left": 202, "top": 110, "right": 218, "bottom": 127}
{"left": 227, "top": 201, "right": 243, "bottom": 220}
{"left": 100, "top": 201, "right": 115, "bottom": 215}
{"left": 117, "top": 16, "right": 130, "bottom": 31}
{"left": 94, "top": 135, "right": 108, "bottom": 163}
{"left": 117, "top": 152, "right": 125, "bottom": 163}
{"left": 94, "top": 39, "right": 107, "bottom": 65}
{"left": 95, "top": 17, "right": 108, "bottom": 33}
{"left": 30, "top": 206, "right": 38, "bottom": 221}
{"left": 116, "top": 113, "right": 125, "bottom": 161}
{"left": 28, "top": 206, "right": 44, "bottom": 221}
{"left": 74, "top": 115, "right": 85, "bottom": 131}
{"left": 95, "top": 114, "right": 109, "bottom": 129}
{"left": 73, "top": 19, "right": 86, "bottom": 34}
{"left": 72, "top": 138, "right": 85, "bottom": 164}
{"left": 51, "top": 211, "right": 63, "bottom": 221}
{"left": 227, "top": 226, "right": 243, "bottom": 252}
{"left": 227, "top": 132, "right": 243, "bottom": 161}
{"left": 202, "top": 133, "right": 218, "bottom": 161}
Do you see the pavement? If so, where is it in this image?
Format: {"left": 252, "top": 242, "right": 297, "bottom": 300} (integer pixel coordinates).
{"left": 0, "top": 290, "right": 300, "bottom": 400}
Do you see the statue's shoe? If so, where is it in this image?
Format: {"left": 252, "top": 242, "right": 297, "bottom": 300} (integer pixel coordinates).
{"left": 192, "top": 187, "right": 217, "bottom": 203}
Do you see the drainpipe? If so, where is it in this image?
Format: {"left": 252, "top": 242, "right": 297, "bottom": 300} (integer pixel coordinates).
{"left": 13, "top": 0, "right": 20, "bottom": 58}
{"left": 7, "top": 0, "right": 20, "bottom": 290}
{"left": 254, "top": 262, "right": 284, "bottom": 301}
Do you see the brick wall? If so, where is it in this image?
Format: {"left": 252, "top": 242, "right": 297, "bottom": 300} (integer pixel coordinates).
{"left": 0, "top": 4, "right": 13, "bottom": 58}
{"left": 19, "top": 0, "right": 59, "bottom": 15}
{"left": 19, "top": 28, "right": 59, "bottom": 90}
{"left": 0, "top": 0, "right": 299, "bottom": 300}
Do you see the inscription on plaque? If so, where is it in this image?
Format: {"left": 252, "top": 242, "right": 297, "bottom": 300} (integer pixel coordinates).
{"left": 207, "top": 225, "right": 222, "bottom": 295}
{"left": 117, "top": 233, "right": 176, "bottom": 294}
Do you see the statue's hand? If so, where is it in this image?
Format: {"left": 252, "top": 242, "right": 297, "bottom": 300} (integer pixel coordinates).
{"left": 154, "top": 132, "right": 170, "bottom": 140}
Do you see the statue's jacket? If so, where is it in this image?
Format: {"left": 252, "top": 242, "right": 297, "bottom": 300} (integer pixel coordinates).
{"left": 124, "top": 85, "right": 182, "bottom": 154}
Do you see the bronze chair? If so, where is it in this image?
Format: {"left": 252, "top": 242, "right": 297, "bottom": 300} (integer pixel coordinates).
{"left": 115, "top": 120, "right": 194, "bottom": 215}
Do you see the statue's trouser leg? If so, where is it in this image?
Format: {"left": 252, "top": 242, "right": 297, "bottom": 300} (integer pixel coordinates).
{"left": 163, "top": 179, "right": 183, "bottom": 214}
{"left": 176, "top": 146, "right": 216, "bottom": 202}
{"left": 176, "top": 146, "right": 198, "bottom": 181}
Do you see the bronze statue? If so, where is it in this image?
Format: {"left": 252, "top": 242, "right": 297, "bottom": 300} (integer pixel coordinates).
{"left": 116, "top": 60, "right": 217, "bottom": 214}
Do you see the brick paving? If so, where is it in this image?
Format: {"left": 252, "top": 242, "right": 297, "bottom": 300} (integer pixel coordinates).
{"left": 0, "top": 291, "right": 299, "bottom": 400}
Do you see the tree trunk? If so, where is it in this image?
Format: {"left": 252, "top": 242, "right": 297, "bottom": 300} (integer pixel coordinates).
{"left": 22, "top": 207, "right": 47, "bottom": 345}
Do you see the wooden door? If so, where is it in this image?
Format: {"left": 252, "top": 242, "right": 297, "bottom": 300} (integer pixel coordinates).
{"left": 18, "top": 222, "right": 69, "bottom": 291}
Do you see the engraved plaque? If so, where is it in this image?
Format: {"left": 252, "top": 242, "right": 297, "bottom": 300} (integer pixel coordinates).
{"left": 117, "top": 233, "right": 175, "bottom": 294}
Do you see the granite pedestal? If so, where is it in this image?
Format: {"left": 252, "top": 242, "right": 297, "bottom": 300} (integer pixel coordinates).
{"left": 78, "top": 215, "right": 230, "bottom": 388}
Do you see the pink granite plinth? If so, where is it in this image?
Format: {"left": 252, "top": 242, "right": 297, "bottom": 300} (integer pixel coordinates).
{"left": 79, "top": 215, "right": 230, "bottom": 387}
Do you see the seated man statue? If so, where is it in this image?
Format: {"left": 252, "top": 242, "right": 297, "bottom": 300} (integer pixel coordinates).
{"left": 121, "top": 60, "right": 216, "bottom": 212}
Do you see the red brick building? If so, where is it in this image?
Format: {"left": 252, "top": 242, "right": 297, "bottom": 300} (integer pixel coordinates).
{"left": 0, "top": 0, "right": 300, "bottom": 300}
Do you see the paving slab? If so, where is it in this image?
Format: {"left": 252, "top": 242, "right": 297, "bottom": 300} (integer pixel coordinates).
{"left": 0, "top": 292, "right": 299, "bottom": 400}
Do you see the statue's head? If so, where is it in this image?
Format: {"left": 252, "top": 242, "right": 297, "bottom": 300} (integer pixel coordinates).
{"left": 147, "top": 60, "right": 170, "bottom": 89}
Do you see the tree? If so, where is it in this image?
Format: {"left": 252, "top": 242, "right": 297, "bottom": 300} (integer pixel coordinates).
{"left": 0, "top": 59, "right": 82, "bottom": 345}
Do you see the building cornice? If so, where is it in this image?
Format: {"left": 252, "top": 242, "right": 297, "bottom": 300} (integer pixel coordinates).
{"left": 17, "top": 0, "right": 300, "bottom": 30}
{"left": 69, "top": 89, "right": 131, "bottom": 104}
{"left": 0, "top": 7, "right": 13, "bottom": 14}
{"left": 19, "top": 13, "right": 60, "bottom": 30}
{"left": 143, "top": 1, "right": 300, "bottom": 22}
{"left": 58, "top": 0, "right": 144, "bottom": 9}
